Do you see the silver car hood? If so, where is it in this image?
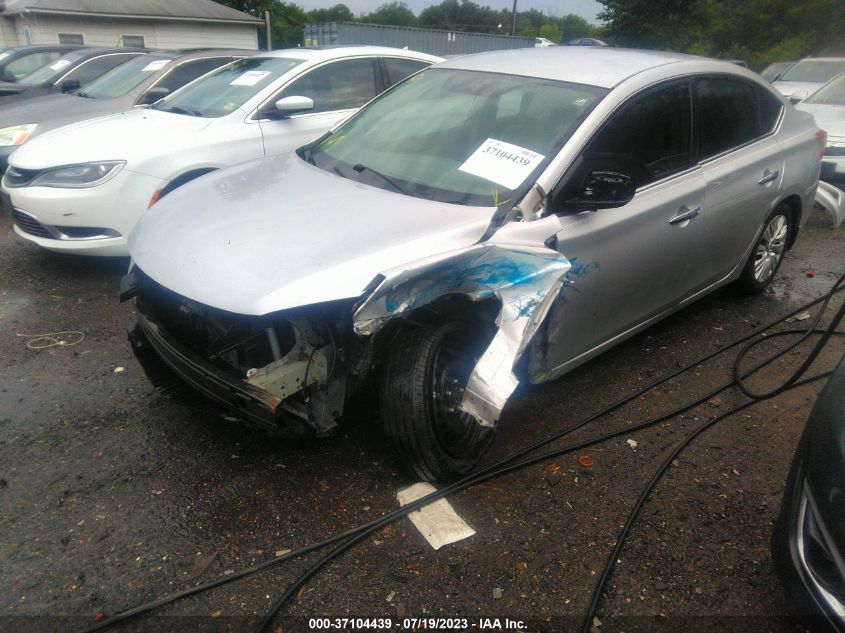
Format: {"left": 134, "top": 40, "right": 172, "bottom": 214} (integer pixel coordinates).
{"left": 129, "top": 152, "right": 496, "bottom": 315}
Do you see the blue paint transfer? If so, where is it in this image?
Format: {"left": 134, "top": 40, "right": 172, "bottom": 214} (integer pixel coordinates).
{"left": 379, "top": 249, "right": 568, "bottom": 317}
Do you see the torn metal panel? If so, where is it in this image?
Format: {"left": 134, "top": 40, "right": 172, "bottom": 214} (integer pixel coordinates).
{"left": 816, "top": 181, "right": 845, "bottom": 228}
{"left": 353, "top": 227, "right": 570, "bottom": 427}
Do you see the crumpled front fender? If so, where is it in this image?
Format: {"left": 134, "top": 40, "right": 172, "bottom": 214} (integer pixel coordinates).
{"left": 816, "top": 181, "right": 845, "bottom": 228}
{"left": 353, "top": 223, "right": 570, "bottom": 427}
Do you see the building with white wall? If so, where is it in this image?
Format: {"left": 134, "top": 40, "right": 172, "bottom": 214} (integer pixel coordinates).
{"left": 0, "top": 0, "right": 262, "bottom": 50}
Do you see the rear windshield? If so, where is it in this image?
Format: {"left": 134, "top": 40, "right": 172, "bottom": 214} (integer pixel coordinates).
{"left": 780, "top": 60, "right": 845, "bottom": 83}
{"left": 153, "top": 56, "right": 304, "bottom": 118}
{"left": 78, "top": 54, "right": 172, "bottom": 99}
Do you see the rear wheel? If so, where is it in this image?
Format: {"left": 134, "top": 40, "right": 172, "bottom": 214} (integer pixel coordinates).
{"left": 735, "top": 203, "right": 792, "bottom": 294}
{"left": 380, "top": 320, "right": 494, "bottom": 482}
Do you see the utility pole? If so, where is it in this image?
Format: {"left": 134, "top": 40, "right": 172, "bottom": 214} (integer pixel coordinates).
{"left": 264, "top": 10, "right": 272, "bottom": 50}
{"left": 536, "top": 10, "right": 542, "bottom": 37}
{"left": 510, "top": 0, "right": 517, "bottom": 35}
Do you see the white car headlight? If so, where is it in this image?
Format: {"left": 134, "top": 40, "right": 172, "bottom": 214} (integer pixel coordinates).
{"left": 30, "top": 161, "right": 126, "bottom": 188}
{"left": 0, "top": 123, "right": 37, "bottom": 147}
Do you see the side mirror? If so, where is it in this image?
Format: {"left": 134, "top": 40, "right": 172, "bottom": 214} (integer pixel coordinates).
{"left": 273, "top": 95, "right": 314, "bottom": 117}
{"left": 789, "top": 89, "right": 810, "bottom": 103}
{"left": 60, "top": 78, "right": 80, "bottom": 93}
{"left": 578, "top": 171, "right": 635, "bottom": 208}
{"left": 138, "top": 86, "right": 170, "bottom": 105}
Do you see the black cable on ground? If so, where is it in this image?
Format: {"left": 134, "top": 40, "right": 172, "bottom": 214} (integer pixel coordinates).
{"left": 579, "top": 276, "right": 845, "bottom": 633}
{"left": 78, "top": 275, "right": 845, "bottom": 633}
{"left": 257, "top": 332, "right": 845, "bottom": 633}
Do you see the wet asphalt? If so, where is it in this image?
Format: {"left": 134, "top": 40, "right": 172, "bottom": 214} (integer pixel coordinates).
{"left": 0, "top": 207, "right": 843, "bottom": 633}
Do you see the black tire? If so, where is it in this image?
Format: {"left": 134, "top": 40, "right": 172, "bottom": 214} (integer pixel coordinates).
{"left": 380, "top": 320, "right": 494, "bottom": 482}
{"left": 735, "top": 202, "right": 793, "bottom": 294}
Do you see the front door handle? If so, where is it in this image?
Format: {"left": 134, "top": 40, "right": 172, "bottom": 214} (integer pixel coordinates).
{"left": 669, "top": 205, "right": 701, "bottom": 225}
{"left": 758, "top": 169, "right": 779, "bottom": 185}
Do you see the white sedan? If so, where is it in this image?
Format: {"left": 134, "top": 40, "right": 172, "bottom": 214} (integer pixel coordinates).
{"left": 2, "top": 46, "right": 441, "bottom": 256}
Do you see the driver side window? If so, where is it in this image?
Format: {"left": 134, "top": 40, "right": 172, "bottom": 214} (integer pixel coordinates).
{"left": 552, "top": 81, "right": 692, "bottom": 213}
{"left": 278, "top": 58, "right": 377, "bottom": 114}
{"left": 588, "top": 82, "right": 692, "bottom": 188}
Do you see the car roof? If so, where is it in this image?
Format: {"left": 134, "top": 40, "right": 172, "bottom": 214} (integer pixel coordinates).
{"left": 438, "top": 47, "right": 710, "bottom": 88}
{"left": 254, "top": 46, "right": 442, "bottom": 63}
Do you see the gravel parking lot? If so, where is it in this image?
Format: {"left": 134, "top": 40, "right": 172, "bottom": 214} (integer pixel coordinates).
{"left": 1, "top": 207, "right": 843, "bottom": 633}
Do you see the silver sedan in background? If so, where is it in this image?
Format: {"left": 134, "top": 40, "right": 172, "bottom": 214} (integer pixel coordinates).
{"left": 796, "top": 72, "right": 845, "bottom": 228}
{"left": 123, "top": 47, "right": 823, "bottom": 482}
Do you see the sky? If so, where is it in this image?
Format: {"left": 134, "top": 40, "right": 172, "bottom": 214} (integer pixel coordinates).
{"left": 294, "top": 0, "right": 605, "bottom": 23}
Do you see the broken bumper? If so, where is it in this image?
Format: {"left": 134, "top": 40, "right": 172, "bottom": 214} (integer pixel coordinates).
{"left": 130, "top": 298, "right": 285, "bottom": 433}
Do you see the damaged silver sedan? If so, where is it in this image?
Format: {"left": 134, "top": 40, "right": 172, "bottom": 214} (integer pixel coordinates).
{"left": 123, "top": 47, "right": 824, "bottom": 481}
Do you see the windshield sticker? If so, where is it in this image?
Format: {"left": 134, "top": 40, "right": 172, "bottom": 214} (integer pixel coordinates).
{"left": 458, "top": 138, "right": 545, "bottom": 190}
{"left": 0, "top": 53, "right": 9, "bottom": 61}
{"left": 229, "top": 70, "right": 271, "bottom": 86}
{"left": 142, "top": 59, "right": 169, "bottom": 72}
{"left": 49, "top": 59, "right": 71, "bottom": 71}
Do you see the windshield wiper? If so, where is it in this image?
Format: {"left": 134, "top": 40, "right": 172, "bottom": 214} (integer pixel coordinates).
{"left": 351, "top": 163, "right": 412, "bottom": 196}
{"left": 162, "top": 105, "right": 202, "bottom": 117}
{"left": 75, "top": 90, "right": 92, "bottom": 98}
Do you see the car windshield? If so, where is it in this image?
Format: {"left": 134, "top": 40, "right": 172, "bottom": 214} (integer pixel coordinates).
{"left": 761, "top": 61, "right": 792, "bottom": 82}
{"left": 19, "top": 50, "right": 88, "bottom": 86}
{"left": 780, "top": 60, "right": 845, "bottom": 83}
{"left": 153, "top": 56, "right": 304, "bottom": 118}
{"left": 78, "top": 54, "right": 171, "bottom": 99}
{"left": 805, "top": 73, "right": 845, "bottom": 105}
{"left": 309, "top": 68, "right": 606, "bottom": 207}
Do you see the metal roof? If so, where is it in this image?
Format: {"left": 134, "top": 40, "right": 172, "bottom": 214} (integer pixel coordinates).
{"left": 0, "top": 0, "right": 263, "bottom": 24}
{"left": 439, "top": 46, "right": 708, "bottom": 89}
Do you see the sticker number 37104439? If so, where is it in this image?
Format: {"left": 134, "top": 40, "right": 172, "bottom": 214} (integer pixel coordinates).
{"left": 458, "top": 138, "right": 545, "bottom": 190}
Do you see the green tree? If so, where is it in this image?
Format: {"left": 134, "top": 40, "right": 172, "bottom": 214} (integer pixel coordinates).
{"left": 362, "top": 1, "right": 417, "bottom": 27}
{"left": 307, "top": 3, "right": 354, "bottom": 23}
{"left": 598, "top": 0, "right": 845, "bottom": 69}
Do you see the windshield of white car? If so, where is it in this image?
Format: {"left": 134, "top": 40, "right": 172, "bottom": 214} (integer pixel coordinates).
{"left": 307, "top": 68, "right": 606, "bottom": 207}
{"left": 77, "top": 54, "right": 171, "bottom": 99}
{"left": 153, "top": 57, "right": 304, "bottom": 118}
{"left": 779, "top": 60, "right": 845, "bottom": 83}
{"left": 19, "top": 50, "right": 88, "bottom": 86}
{"left": 805, "top": 73, "right": 845, "bottom": 105}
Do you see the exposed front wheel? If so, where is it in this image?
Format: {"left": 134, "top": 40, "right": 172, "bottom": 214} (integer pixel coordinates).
{"left": 380, "top": 320, "right": 494, "bottom": 482}
{"left": 735, "top": 203, "right": 792, "bottom": 294}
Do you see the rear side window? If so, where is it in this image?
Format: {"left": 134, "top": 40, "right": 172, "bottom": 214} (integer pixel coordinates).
{"left": 280, "top": 58, "right": 377, "bottom": 113}
{"left": 382, "top": 57, "right": 429, "bottom": 88}
{"left": 587, "top": 82, "right": 692, "bottom": 188}
{"left": 695, "top": 78, "right": 781, "bottom": 160}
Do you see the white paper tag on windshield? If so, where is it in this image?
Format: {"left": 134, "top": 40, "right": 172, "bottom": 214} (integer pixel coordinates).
{"left": 0, "top": 53, "right": 10, "bottom": 61}
{"left": 229, "top": 70, "right": 270, "bottom": 86}
{"left": 50, "top": 59, "right": 71, "bottom": 71}
{"left": 142, "top": 59, "right": 169, "bottom": 72}
{"left": 458, "top": 138, "right": 545, "bottom": 190}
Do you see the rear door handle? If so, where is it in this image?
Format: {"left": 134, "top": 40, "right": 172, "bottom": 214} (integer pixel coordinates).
{"left": 758, "top": 169, "right": 779, "bottom": 185}
{"left": 669, "top": 206, "right": 701, "bottom": 225}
